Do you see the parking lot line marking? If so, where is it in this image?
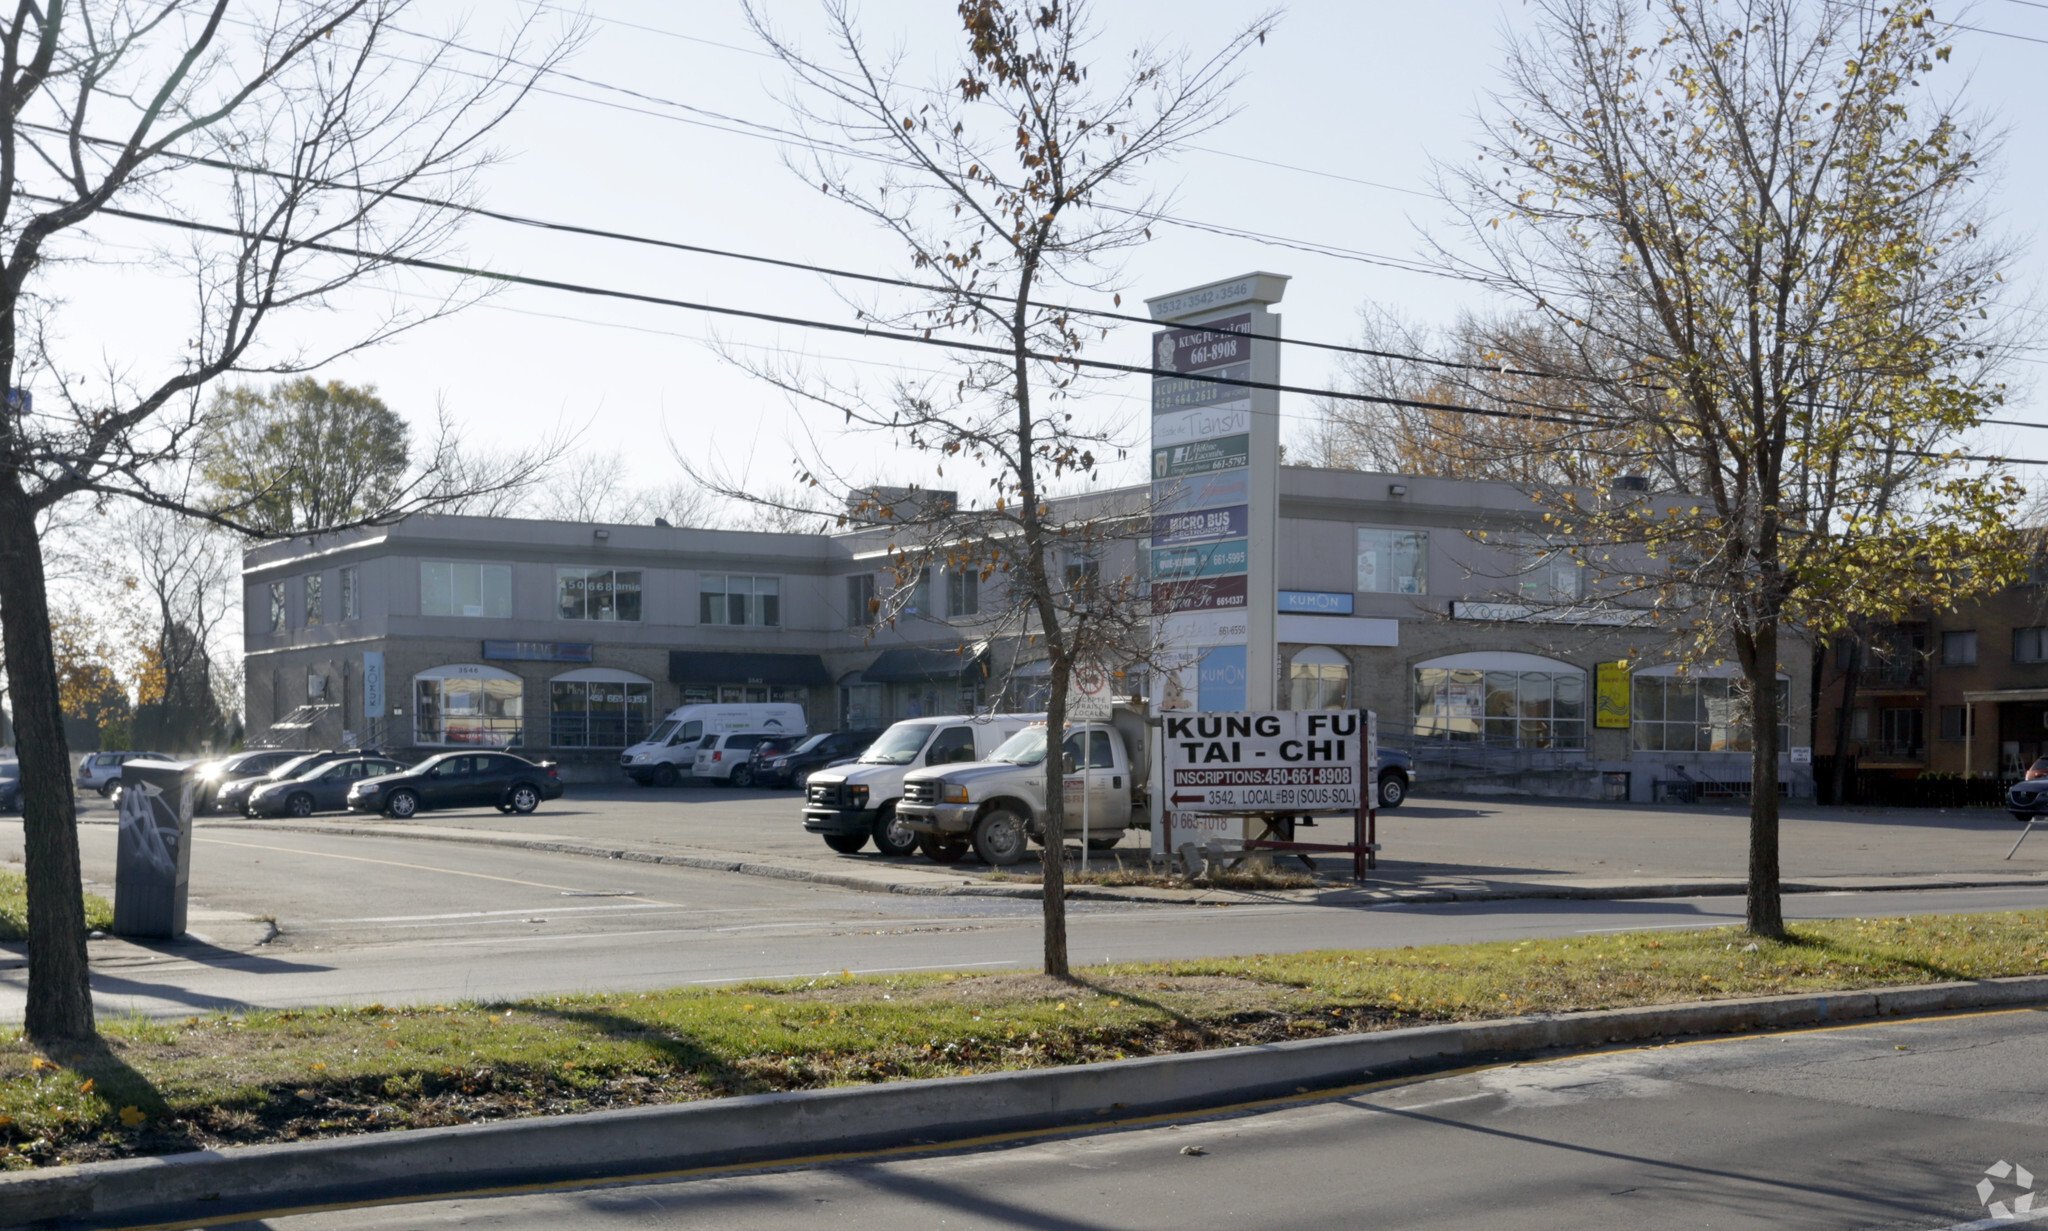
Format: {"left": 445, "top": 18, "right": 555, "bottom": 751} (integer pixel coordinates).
{"left": 322, "top": 904, "right": 687, "bottom": 924}
{"left": 193, "top": 837, "right": 681, "bottom": 903}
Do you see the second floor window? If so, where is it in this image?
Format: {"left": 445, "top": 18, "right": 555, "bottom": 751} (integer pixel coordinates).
{"left": 1358, "top": 528, "right": 1427, "bottom": 595}
{"left": 846, "top": 574, "right": 876, "bottom": 626}
{"left": 340, "top": 566, "right": 359, "bottom": 621}
{"left": 1064, "top": 556, "right": 1101, "bottom": 593}
{"left": 421, "top": 561, "right": 512, "bottom": 618}
{"left": 1942, "top": 630, "right": 1978, "bottom": 665}
{"left": 702, "top": 574, "right": 778, "bottom": 626}
{"left": 268, "top": 582, "right": 287, "bottom": 633}
{"left": 905, "top": 568, "right": 932, "bottom": 616}
{"left": 304, "top": 574, "right": 323, "bottom": 626}
{"left": 948, "top": 568, "right": 979, "bottom": 617}
{"left": 1514, "top": 539, "right": 1581, "bottom": 602}
{"left": 2017, "top": 627, "right": 2048, "bottom": 663}
{"left": 558, "top": 568, "right": 643, "bottom": 621}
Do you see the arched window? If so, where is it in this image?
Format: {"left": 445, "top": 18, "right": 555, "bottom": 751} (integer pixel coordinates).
{"left": 549, "top": 667, "right": 654, "bottom": 748}
{"left": 1288, "top": 646, "right": 1351, "bottom": 710}
{"left": 1411, "top": 652, "right": 1585, "bottom": 750}
{"left": 414, "top": 664, "right": 523, "bottom": 747}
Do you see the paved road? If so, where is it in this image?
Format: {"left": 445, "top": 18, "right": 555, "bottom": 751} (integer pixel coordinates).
{"left": 213, "top": 1007, "right": 2048, "bottom": 1230}
{"left": 8, "top": 819, "right": 2048, "bottom": 1019}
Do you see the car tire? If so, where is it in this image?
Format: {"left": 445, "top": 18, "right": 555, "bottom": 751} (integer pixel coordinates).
{"left": 508, "top": 784, "right": 541, "bottom": 814}
{"left": 972, "top": 809, "right": 1028, "bottom": 866}
{"left": 385, "top": 789, "right": 420, "bottom": 819}
{"left": 1378, "top": 771, "right": 1407, "bottom": 810}
{"left": 730, "top": 763, "right": 754, "bottom": 789}
{"left": 98, "top": 783, "right": 114, "bottom": 798}
{"left": 823, "top": 833, "right": 868, "bottom": 854}
{"left": 919, "top": 834, "right": 969, "bottom": 864}
{"left": 871, "top": 804, "right": 917, "bottom": 857}
{"left": 2013, "top": 811, "right": 2033, "bottom": 823}
{"left": 794, "top": 768, "right": 813, "bottom": 793}
{"left": 286, "top": 793, "right": 315, "bottom": 818}
{"left": 651, "top": 763, "right": 679, "bottom": 788}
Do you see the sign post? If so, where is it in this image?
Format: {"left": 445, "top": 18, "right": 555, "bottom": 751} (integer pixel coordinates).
{"left": 1069, "top": 662, "right": 1113, "bottom": 870}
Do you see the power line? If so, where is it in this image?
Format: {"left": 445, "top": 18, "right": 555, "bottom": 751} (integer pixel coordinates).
{"left": 68, "top": 195, "right": 2048, "bottom": 467}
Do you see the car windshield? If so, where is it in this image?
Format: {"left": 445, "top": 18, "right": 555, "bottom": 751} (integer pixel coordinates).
{"left": 859, "top": 723, "right": 934, "bottom": 765}
{"left": 268, "top": 754, "right": 323, "bottom": 780}
{"left": 789, "top": 733, "right": 831, "bottom": 755}
{"left": 989, "top": 728, "right": 1047, "bottom": 765}
{"left": 0, "top": 762, "right": 17, "bottom": 780}
{"left": 646, "top": 720, "right": 679, "bottom": 745}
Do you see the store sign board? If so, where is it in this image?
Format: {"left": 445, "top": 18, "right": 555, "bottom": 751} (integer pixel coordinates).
{"left": 1151, "top": 403, "right": 1252, "bottom": 447}
{"left": 1153, "top": 468, "right": 1248, "bottom": 515}
{"left": 1152, "top": 313, "right": 1252, "bottom": 373}
{"left": 1152, "top": 538, "right": 1250, "bottom": 580}
{"left": 1151, "top": 574, "right": 1249, "bottom": 615}
{"left": 1151, "top": 363, "right": 1252, "bottom": 413}
{"left": 1278, "top": 590, "right": 1355, "bottom": 615}
{"left": 1162, "top": 710, "right": 1363, "bottom": 811}
{"left": 1152, "top": 505, "right": 1249, "bottom": 548}
{"left": 1156, "top": 609, "right": 1250, "bottom": 648}
{"left": 482, "top": 640, "right": 595, "bottom": 663}
{"left": 1152, "top": 434, "right": 1250, "bottom": 480}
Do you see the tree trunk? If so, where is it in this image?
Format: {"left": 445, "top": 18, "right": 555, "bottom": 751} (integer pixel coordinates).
{"left": 1739, "top": 620, "right": 1786, "bottom": 939}
{"left": 0, "top": 473, "right": 97, "bottom": 1041}
{"left": 1829, "top": 630, "right": 1862, "bottom": 806}
{"left": 1040, "top": 665, "right": 1070, "bottom": 979}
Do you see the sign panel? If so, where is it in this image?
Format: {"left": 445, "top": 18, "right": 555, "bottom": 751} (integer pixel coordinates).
{"left": 1151, "top": 363, "right": 1252, "bottom": 413}
{"left": 1152, "top": 538, "right": 1250, "bottom": 581}
{"left": 482, "top": 640, "right": 595, "bottom": 663}
{"left": 1153, "top": 313, "right": 1252, "bottom": 372}
{"left": 1152, "top": 468, "right": 1249, "bottom": 515}
{"left": 1278, "top": 590, "right": 1355, "bottom": 615}
{"left": 1156, "top": 609, "right": 1250, "bottom": 648}
{"left": 1151, "top": 403, "right": 1252, "bottom": 447}
{"left": 1069, "top": 661, "right": 1115, "bottom": 722}
{"left": 1789, "top": 746, "right": 1813, "bottom": 764}
{"left": 1152, "top": 434, "right": 1250, "bottom": 480}
{"left": 1151, "top": 574, "right": 1249, "bottom": 615}
{"left": 1162, "top": 710, "right": 1364, "bottom": 811}
{"left": 1596, "top": 661, "right": 1631, "bottom": 729}
{"left": 1152, "top": 504, "right": 1248, "bottom": 548}
{"left": 362, "top": 651, "right": 385, "bottom": 721}
{"left": 1196, "top": 645, "right": 1248, "bottom": 712}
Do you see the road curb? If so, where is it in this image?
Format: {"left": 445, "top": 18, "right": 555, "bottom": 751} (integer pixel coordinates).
{"left": 9, "top": 974, "right": 2048, "bottom": 1229}
{"left": 193, "top": 819, "right": 2048, "bottom": 909}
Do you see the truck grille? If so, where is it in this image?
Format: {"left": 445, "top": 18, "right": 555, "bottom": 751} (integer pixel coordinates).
{"left": 902, "top": 780, "right": 938, "bottom": 806}
{"left": 807, "top": 782, "right": 840, "bottom": 807}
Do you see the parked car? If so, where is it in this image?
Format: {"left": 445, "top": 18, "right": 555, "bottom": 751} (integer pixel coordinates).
{"left": 620, "top": 703, "right": 807, "bottom": 787}
{"left": 214, "top": 750, "right": 364, "bottom": 814}
{"left": 347, "top": 751, "right": 562, "bottom": 819}
{"left": 243, "top": 755, "right": 409, "bottom": 818}
{"left": 75, "top": 750, "right": 174, "bottom": 797}
{"left": 754, "top": 728, "right": 883, "bottom": 791}
{"left": 692, "top": 732, "right": 788, "bottom": 788}
{"left": 2010, "top": 778, "right": 2048, "bottom": 821}
{"left": 1377, "top": 748, "right": 1414, "bottom": 809}
{"left": 2026, "top": 757, "right": 2048, "bottom": 782}
{"left": 0, "top": 760, "right": 18, "bottom": 812}
{"left": 193, "top": 748, "right": 307, "bottom": 811}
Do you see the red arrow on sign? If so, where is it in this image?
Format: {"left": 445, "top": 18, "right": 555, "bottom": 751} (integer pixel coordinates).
{"left": 1170, "top": 792, "right": 1206, "bottom": 806}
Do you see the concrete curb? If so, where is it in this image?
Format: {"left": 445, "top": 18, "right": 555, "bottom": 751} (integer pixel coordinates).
{"left": 8, "top": 974, "right": 2048, "bottom": 1229}
{"left": 193, "top": 818, "right": 2048, "bottom": 909}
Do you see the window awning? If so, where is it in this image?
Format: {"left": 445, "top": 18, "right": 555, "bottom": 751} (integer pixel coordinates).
{"left": 1963, "top": 689, "right": 2048, "bottom": 704}
{"left": 863, "top": 644, "right": 988, "bottom": 682}
{"left": 667, "top": 651, "right": 830, "bottom": 687}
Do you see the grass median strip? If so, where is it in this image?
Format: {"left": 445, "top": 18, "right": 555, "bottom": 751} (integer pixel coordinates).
{"left": 7, "top": 910, "right": 2048, "bottom": 1170}
{"left": 0, "top": 868, "right": 113, "bottom": 942}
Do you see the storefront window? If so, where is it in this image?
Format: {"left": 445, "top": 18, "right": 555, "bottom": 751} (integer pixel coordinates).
{"left": 1288, "top": 647, "right": 1350, "bottom": 710}
{"left": 1413, "top": 661, "right": 1585, "bottom": 749}
{"left": 549, "top": 674, "right": 653, "bottom": 747}
{"left": 557, "top": 568, "right": 642, "bottom": 621}
{"left": 1357, "top": 529, "right": 1427, "bottom": 595}
{"left": 421, "top": 562, "right": 511, "bottom": 618}
{"left": 415, "top": 669, "right": 523, "bottom": 745}
{"left": 1631, "top": 675, "right": 1790, "bottom": 752}
{"left": 702, "top": 575, "right": 779, "bottom": 626}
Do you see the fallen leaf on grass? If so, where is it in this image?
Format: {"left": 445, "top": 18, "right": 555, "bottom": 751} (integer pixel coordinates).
{"left": 118, "top": 1107, "right": 146, "bottom": 1127}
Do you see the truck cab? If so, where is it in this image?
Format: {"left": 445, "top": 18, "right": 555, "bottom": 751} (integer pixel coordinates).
{"left": 896, "top": 707, "right": 1151, "bottom": 866}
{"left": 802, "top": 714, "right": 1041, "bottom": 856}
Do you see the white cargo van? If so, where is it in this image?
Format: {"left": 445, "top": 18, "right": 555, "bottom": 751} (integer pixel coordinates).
{"left": 801, "top": 713, "right": 1042, "bottom": 856}
{"left": 620, "top": 704, "right": 806, "bottom": 787}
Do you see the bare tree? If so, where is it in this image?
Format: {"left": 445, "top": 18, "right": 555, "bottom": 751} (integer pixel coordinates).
{"left": 0, "top": 1, "right": 578, "bottom": 1042}
{"left": 1442, "top": 0, "right": 2025, "bottom": 937}
{"left": 717, "top": 0, "right": 1273, "bottom": 977}
{"left": 115, "top": 501, "right": 237, "bottom": 752}
{"left": 532, "top": 450, "right": 721, "bottom": 528}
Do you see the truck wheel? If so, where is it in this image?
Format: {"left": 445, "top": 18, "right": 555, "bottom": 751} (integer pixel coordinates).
{"left": 1378, "top": 771, "right": 1407, "bottom": 809}
{"left": 823, "top": 833, "right": 868, "bottom": 854}
{"left": 919, "top": 834, "right": 969, "bottom": 864}
{"left": 1086, "top": 831, "right": 1124, "bottom": 852}
{"left": 972, "top": 809, "right": 1029, "bottom": 866}
{"left": 651, "top": 763, "right": 678, "bottom": 788}
{"left": 872, "top": 804, "right": 918, "bottom": 857}
{"left": 729, "top": 763, "right": 754, "bottom": 789}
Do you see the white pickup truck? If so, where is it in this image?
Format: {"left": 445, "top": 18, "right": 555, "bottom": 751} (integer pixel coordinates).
{"left": 801, "top": 714, "right": 1042, "bottom": 856}
{"left": 895, "top": 707, "right": 1152, "bottom": 865}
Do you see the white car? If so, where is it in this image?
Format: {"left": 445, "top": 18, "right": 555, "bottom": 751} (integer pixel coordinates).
{"left": 75, "top": 750, "right": 174, "bottom": 797}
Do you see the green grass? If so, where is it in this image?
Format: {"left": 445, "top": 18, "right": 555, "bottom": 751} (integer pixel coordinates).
{"left": 5, "top": 910, "right": 2048, "bottom": 1170}
{"left": 0, "top": 869, "right": 113, "bottom": 942}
